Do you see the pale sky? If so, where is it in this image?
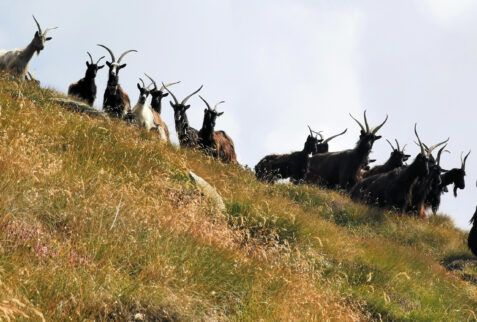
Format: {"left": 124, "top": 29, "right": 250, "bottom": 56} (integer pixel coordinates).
{"left": 1, "top": 1, "right": 476, "bottom": 229}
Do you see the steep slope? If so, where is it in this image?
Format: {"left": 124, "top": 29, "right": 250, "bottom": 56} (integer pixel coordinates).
{"left": 0, "top": 74, "right": 476, "bottom": 321}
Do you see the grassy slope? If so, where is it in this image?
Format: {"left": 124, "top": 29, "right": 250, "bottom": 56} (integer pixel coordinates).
{"left": 0, "top": 74, "right": 476, "bottom": 321}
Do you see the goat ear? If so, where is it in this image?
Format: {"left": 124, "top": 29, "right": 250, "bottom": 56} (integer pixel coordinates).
{"left": 204, "top": 108, "right": 208, "bottom": 113}
{"left": 374, "top": 135, "right": 382, "bottom": 140}
{"left": 163, "top": 92, "right": 169, "bottom": 97}
{"left": 119, "top": 64, "right": 127, "bottom": 70}
{"left": 217, "top": 112, "right": 224, "bottom": 117}
{"left": 98, "top": 65, "right": 105, "bottom": 69}
{"left": 45, "top": 37, "right": 52, "bottom": 41}
{"left": 137, "top": 83, "right": 141, "bottom": 90}
{"left": 86, "top": 61, "right": 90, "bottom": 67}
{"left": 185, "top": 105, "right": 191, "bottom": 110}
{"left": 106, "top": 61, "right": 112, "bottom": 67}
{"left": 169, "top": 101, "right": 174, "bottom": 107}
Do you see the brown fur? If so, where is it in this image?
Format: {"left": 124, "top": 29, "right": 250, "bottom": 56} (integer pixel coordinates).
{"left": 213, "top": 131, "right": 237, "bottom": 164}
{"left": 152, "top": 109, "right": 170, "bottom": 141}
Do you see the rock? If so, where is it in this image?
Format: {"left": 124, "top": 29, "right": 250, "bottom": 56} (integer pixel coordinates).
{"left": 189, "top": 171, "right": 226, "bottom": 213}
{"left": 50, "top": 98, "right": 105, "bottom": 117}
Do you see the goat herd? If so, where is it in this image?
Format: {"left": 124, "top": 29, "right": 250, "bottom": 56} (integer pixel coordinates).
{"left": 1, "top": 16, "right": 477, "bottom": 257}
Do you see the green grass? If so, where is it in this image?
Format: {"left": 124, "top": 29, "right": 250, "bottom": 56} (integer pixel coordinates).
{"left": 0, "top": 73, "right": 476, "bottom": 321}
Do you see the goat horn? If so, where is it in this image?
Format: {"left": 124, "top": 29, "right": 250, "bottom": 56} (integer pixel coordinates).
{"left": 414, "top": 124, "right": 426, "bottom": 156}
{"left": 436, "top": 144, "right": 448, "bottom": 166}
{"left": 214, "top": 101, "right": 225, "bottom": 111}
{"left": 385, "top": 139, "right": 395, "bottom": 151}
{"left": 144, "top": 73, "right": 157, "bottom": 90}
{"left": 96, "top": 56, "right": 105, "bottom": 65}
{"left": 161, "top": 82, "right": 179, "bottom": 105}
{"left": 371, "top": 114, "right": 388, "bottom": 134}
{"left": 199, "top": 95, "right": 212, "bottom": 110}
{"left": 364, "top": 110, "right": 370, "bottom": 132}
{"left": 117, "top": 49, "right": 137, "bottom": 63}
{"left": 42, "top": 26, "right": 58, "bottom": 37}
{"left": 462, "top": 150, "right": 471, "bottom": 170}
{"left": 32, "top": 15, "right": 42, "bottom": 34}
{"left": 181, "top": 85, "right": 203, "bottom": 105}
{"left": 86, "top": 52, "right": 94, "bottom": 64}
{"left": 427, "top": 137, "right": 450, "bottom": 156}
{"left": 323, "top": 128, "right": 347, "bottom": 144}
{"left": 349, "top": 113, "right": 365, "bottom": 133}
{"left": 160, "top": 81, "right": 181, "bottom": 92}
{"left": 395, "top": 139, "right": 401, "bottom": 151}
{"left": 139, "top": 78, "right": 145, "bottom": 89}
{"left": 308, "top": 125, "right": 314, "bottom": 137}
{"left": 97, "top": 44, "right": 115, "bottom": 62}
{"left": 402, "top": 144, "right": 407, "bottom": 152}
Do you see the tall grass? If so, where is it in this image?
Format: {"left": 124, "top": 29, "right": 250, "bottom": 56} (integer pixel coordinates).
{"left": 0, "top": 74, "right": 476, "bottom": 321}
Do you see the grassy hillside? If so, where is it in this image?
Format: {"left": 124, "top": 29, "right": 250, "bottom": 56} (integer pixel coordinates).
{"left": 0, "top": 74, "right": 476, "bottom": 321}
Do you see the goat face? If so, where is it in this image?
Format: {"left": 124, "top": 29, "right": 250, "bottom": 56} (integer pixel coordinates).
{"left": 30, "top": 16, "right": 57, "bottom": 55}
{"left": 106, "top": 61, "right": 126, "bottom": 78}
{"left": 390, "top": 150, "right": 411, "bottom": 167}
{"left": 137, "top": 82, "right": 150, "bottom": 104}
{"left": 203, "top": 108, "right": 223, "bottom": 131}
{"left": 85, "top": 61, "right": 104, "bottom": 78}
{"left": 414, "top": 153, "right": 430, "bottom": 178}
{"left": 150, "top": 89, "right": 168, "bottom": 113}
{"left": 303, "top": 135, "right": 320, "bottom": 155}
{"left": 357, "top": 131, "right": 382, "bottom": 152}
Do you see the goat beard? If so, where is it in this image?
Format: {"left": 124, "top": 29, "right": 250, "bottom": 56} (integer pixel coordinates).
{"left": 36, "top": 49, "right": 41, "bottom": 55}
{"left": 453, "top": 185, "right": 458, "bottom": 197}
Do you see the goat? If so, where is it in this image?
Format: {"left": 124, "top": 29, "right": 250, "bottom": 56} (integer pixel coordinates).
{"left": 0, "top": 15, "right": 57, "bottom": 79}
{"left": 129, "top": 78, "right": 157, "bottom": 131}
{"left": 197, "top": 96, "right": 237, "bottom": 164}
{"left": 255, "top": 126, "right": 321, "bottom": 183}
{"left": 304, "top": 111, "right": 388, "bottom": 190}
{"left": 363, "top": 139, "right": 410, "bottom": 178}
{"left": 468, "top": 206, "right": 477, "bottom": 257}
{"left": 162, "top": 83, "right": 203, "bottom": 148}
{"left": 144, "top": 74, "right": 181, "bottom": 142}
{"left": 408, "top": 141, "right": 449, "bottom": 218}
{"left": 98, "top": 44, "right": 137, "bottom": 118}
{"left": 68, "top": 52, "right": 105, "bottom": 106}
{"left": 426, "top": 151, "right": 470, "bottom": 214}
{"left": 349, "top": 124, "right": 431, "bottom": 212}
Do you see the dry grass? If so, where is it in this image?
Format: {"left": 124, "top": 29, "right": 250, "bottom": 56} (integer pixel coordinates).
{"left": 0, "top": 73, "right": 476, "bottom": 321}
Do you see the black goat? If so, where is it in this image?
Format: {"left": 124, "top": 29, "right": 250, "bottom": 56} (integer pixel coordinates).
{"left": 426, "top": 151, "right": 470, "bottom": 214}
{"left": 363, "top": 139, "right": 410, "bottom": 178}
{"left": 68, "top": 52, "right": 104, "bottom": 106}
{"left": 98, "top": 44, "right": 137, "bottom": 118}
{"left": 255, "top": 126, "right": 321, "bottom": 183}
{"left": 350, "top": 124, "right": 430, "bottom": 212}
{"left": 304, "top": 111, "right": 387, "bottom": 190}
{"left": 468, "top": 206, "right": 477, "bottom": 257}
{"left": 162, "top": 83, "right": 203, "bottom": 148}
{"left": 408, "top": 141, "right": 449, "bottom": 218}
{"left": 198, "top": 96, "right": 237, "bottom": 164}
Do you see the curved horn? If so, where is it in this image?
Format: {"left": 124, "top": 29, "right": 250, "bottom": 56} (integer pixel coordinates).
{"left": 144, "top": 73, "right": 157, "bottom": 90}
{"left": 162, "top": 82, "right": 179, "bottom": 105}
{"left": 427, "top": 137, "right": 450, "bottom": 156}
{"left": 160, "top": 81, "right": 181, "bottom": 92}
{"left": 96, "top": 56, "right": 105, "bottom": 65}
{"left": 371, "top": 114, "right": 388, "bottom": 134}
{"left": 349, "top": 113, "right": 365, "bottom": 132}
{"left": 181, "top": 85, "right": 203, "bottom": 105}
{"left": 32, "top": 15, "right": 42, "bottom": 34}
{"left": 117, "top": 49, "right": 137, "bottom": 63}
{"left": 385, "top": 139, "right": 395, "bottom": 151}
{"left": 462, "top": 150, "right": 471, "bottom": 170}
{"left": 414, "top": 124, "right": 425, "bottom": 156}
{"left": 395, "top": 139, "right": 401, "bottom": 151}
{"left": 139, "top": 78, "right": 146, "bottom": 89}
{"left": 199, "top": 95, "right": 212, "bottom": 110}
{"left": 97, "top": 44, "right": 115, "bottom": 62}
{"left": 86, "top": 52, "right": 94, "bottom": 64}
{"left": 323, "top": 128, "right": 347, "bottom": 144}
{"left": 42, "top": 26, "right": 58, "bottom": 37}
{"left": 401, "top": 144, "right": 407, "bottom": 152}
{"left": 214, "top": 101, "right": 225, "bottom": 111}
{"left": 363, "top": 110, "right": 370, "bottom": 132}
{"left": 436, "top": 144, "right": 448, "bottom": 166}
{"left": 308, "top": 125, "right": 314, "bottom": 137}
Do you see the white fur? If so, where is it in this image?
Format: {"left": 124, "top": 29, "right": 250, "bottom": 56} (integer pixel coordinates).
{"left": 0, "top": 49, "right": 31, "bottom": 78}
{"left": 131, "top": 100, "right": 157, "bottom": 131}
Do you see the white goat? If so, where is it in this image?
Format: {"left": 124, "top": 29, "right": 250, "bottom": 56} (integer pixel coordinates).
{"left": 0, "top": 15, "right": 57, "bottom": 79}
{"left": 131, "top": 78, "right": 157, "bottom": 131}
